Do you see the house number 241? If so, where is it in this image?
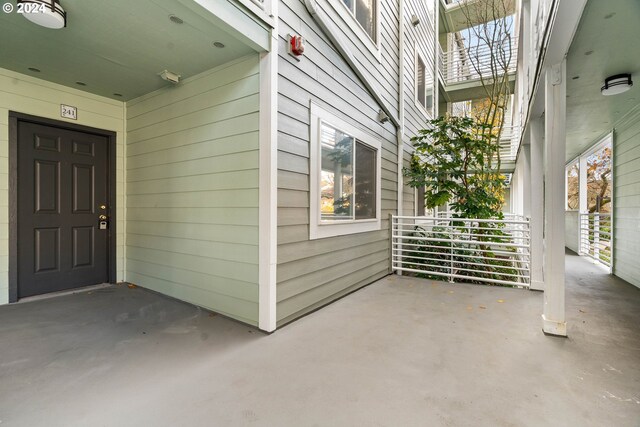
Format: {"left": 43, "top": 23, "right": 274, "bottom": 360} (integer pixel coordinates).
{"left": 60, "top": 104, "right": 77, "bottom": 120}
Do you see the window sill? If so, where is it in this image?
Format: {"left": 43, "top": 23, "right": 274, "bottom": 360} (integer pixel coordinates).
{"left": 310, "top": 218, "right": 382, "bottom": 240}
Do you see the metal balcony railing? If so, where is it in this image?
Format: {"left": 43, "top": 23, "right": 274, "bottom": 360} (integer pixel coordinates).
{"left": 439, "top": 37, "right": 518, "bottom": 85}
{"left": 391, "top": 214, "right": 531, "bottom": 287}
{"left": 498, "top": 125, "right": 520, "bottom": 162}
{"left": 580, "top": 213, "right": 612, "bottom": 268}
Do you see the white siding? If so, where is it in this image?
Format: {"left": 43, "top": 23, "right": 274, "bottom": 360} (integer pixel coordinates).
{"left": 613, "top": 106, "right": 640, "bottom": 288}
{"left": 0, "top": 68, "right": 126, "bottom": 304}
{"left": 565, "top": 211, "right": 580, "bottom": 253}
{"left": 125, "top": 55, "right": 261, "bottom": 325}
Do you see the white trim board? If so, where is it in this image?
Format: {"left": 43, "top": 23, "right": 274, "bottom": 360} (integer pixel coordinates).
{"left": 258, "top": 19, "right": 278, "bottom": 332}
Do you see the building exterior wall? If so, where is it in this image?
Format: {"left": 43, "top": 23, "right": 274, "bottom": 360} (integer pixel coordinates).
{"left": 275, "top": 0, "right": 404, "bottom": 326}
{"left": 613, "top": 106, "right": 640, "bottom": 288}
{"left": 0, "top": 68, "right": 126, "bottom": 305}
{"left": 124, "top": 55, "right": 261, "bottom": 325}
{"left": 565, "top": 211, "right": 580, "bottom": 253}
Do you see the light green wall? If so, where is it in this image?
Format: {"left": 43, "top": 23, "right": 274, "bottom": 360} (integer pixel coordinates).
{"left": 124, "top": 55, "right": 261, "bottom": 325}
{"left": 0, "top": 68, "right": 126, "bottom": 304}
{"left": 613, "top": 106, "right": 640, "bottom": 289}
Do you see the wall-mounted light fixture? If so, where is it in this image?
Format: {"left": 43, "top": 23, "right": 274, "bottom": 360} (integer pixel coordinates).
{"left": 159, "top": 70, "right": 181, "bottom": 85}
{"left": 377, "top": 110, "right": 389, "bottom": 123}
{"left": 601, "top": 74, "right": 633, "bottom": 96}
{"left": 411, "top": 14, "right": 420, "bottom": 26}
{"left": 18, "top": 0, "right": 67, "bottom": 29}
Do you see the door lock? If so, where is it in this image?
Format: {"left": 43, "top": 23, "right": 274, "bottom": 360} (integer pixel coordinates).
{"left": 100, "top": 205, "right": 107, "bottom": 210}
{"left": 99, "top": 214, "right": 108, "bottom": 220}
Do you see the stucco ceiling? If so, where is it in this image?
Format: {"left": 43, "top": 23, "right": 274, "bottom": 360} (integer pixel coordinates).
{"left": 565, "top": 0, "right": 640, "bottom": 160}
{"left": 0, "top": 0, "right": 255, "bottom": 100}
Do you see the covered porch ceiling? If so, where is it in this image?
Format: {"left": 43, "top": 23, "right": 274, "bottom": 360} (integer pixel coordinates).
{"left": 0, "top": 0, "right": 259, "bottom": 101}
{"left": 565, "top": 0, "right": 640, "bottom": 161}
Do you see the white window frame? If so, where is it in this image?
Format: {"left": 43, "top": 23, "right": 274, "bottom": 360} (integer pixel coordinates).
{"left": 414, "top": 48, "right": 434, "bottom": 118}
{"left": 310, "top": 102, "right": 382, "bottom": 240}
{"left": 328, "top": 0, "right": 381, "bottom": 60}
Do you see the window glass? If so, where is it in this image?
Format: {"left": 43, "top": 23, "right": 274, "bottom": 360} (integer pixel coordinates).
{"left": 319, "top": 122, "right": 377, "bottom": 222}
{"left": 355, "top": 0, "right": 376, "bottom": 41}
{"left": 417, "top": 55, "right": 426, "bottom": 108}
{"left": 355, "top": 142, "right": 376, "bottom": 219}
{"left": 342, "top": 0, "right": 376, "bottom": 41}
{"left": 321, "top": 125, "right": 354, "bottom": 220}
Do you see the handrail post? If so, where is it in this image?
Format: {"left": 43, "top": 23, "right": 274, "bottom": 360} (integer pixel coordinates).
{"left": 389, "top": 213, "right": 394, "bottom": 274}
{"left": 593, "top": 214, "right": 600, "bottom": 262}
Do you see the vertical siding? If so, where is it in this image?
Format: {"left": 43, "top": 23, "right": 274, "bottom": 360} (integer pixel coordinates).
{"left": 276, "top": 0, "right": 400, "bottom": 325}
{"left": 0, "top": 68, "right": 125, "bottom": 304}
{"left": 613, "top": 106, "right": 640, "bottom": 288}
{"left": 125, "top": 56, "right": 261, "bottom": 325}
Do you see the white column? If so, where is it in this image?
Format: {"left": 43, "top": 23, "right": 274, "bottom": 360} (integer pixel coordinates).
{"left": 529, "top": 118, "right": 544, "bottom": 291}
{"left": 578, "top": 154, "right": 588, "bottom": 254}
{"left": 522, "top": 145, "right": 531, "bottom": 217}
{"left": 542, "top": 60, "right": 567, "bottom": 336}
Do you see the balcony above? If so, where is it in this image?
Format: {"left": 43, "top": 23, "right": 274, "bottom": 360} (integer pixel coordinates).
{"left": 438, "top": 37, "right": 518, "bottom": 101}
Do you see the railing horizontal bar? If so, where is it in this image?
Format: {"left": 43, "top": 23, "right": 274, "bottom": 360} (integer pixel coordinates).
{"left": 393, "top": 253, "right": 530, "bottom": 272}
{"left": 392, "top": 265, "right": 529, "bottom": 287}
{"left": 392, "top": 241, "right": 524, "bottom": 257}
{"left": 392, "top": 234, "right": 530, "bottom": 248}
{"left": 393, "top": 229, "right": 530, "bottom": 241}
{"left": 393, "top": 259, "right": 529, "bottom": 280}
{"left": 393, "top": 216, "right": 529, "bottom": 224}
{"left": 391, "top": 248, "right": 529, "bottom": 265}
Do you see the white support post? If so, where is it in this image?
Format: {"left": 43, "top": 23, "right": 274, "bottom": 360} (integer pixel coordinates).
{"left": 542, "top": 61, "right": 567, "bottom": 337}
{"left": 578, "top": 154, "right": 588, "bottom": 254}
{"left": 257, "top": 2, "right": 279, "bottom": 332}
{"left": 529, "top": 118, "right": 544, "bottom": 291}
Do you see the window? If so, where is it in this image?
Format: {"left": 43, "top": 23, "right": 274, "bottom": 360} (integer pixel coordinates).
{"left": 310, "top": 103, "right": 382, "bottom": 239}
{"left": 566, "top": 161, "right": 579, "bottom": 210}
{"left": 416, "top": 52, "right": 433, "bottom": 116}
{"left": 341, "top": 0, "right": 376, "bottom": 42}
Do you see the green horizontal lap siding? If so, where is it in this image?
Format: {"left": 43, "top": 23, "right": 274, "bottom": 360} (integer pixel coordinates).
{"left": 613, "top": 107, "right": 640, "bottom": 289}
{"left": 276, "top": 0, "right": 400, "bottom": 325}
{"left": 0, "top": 68, "right": 126, "bottom": 304}
{"left": 125, "top": 55, "right": 261, "bottom": 325}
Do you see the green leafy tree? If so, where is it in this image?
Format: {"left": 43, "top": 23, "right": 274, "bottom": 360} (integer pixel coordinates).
{"left": 404, "top": 115, "right": 505, "bottom": 219}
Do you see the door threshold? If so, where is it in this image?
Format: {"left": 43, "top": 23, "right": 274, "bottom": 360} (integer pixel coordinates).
{"left": 17, "top": 283, "right": 113, "bottom": 303}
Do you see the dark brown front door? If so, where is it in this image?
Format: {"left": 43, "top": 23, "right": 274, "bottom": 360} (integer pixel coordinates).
{"left": 16, "top": 120, "right": 110, "bottom": 298}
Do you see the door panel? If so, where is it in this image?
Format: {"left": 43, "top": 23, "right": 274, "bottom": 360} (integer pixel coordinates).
{"left": 17, "top": 121, "right": 110, "bottom": 298}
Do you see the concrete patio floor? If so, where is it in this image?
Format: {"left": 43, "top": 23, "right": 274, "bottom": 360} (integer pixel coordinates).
{"left": 0, "top": 251, "right": 639, "bottom": 427}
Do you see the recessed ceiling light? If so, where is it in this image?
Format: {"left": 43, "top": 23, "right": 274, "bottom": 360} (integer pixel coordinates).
{"left": 585, "top": 50, "right": 593, "bottom": 56}
{"left": 113, "top": 93, "right": 123, "bottom": 97}
{"left": 572, "top": 76, "right": 580, "bottom": 80}
{"left": 213, "top": 41, "right": 225, "bottom": 48}
{"left": 28, "top": 67, "right": 41, "bottom": 72}
{"left": 169, "top": 15, "right": 183, "bottom": 24}
{"left": 75, "top": 81, "right": 86, "bottom": 86}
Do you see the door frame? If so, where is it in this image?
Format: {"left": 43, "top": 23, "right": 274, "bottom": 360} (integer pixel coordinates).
{"left": 8, "top": 111, "right": 117, "bottom": 302}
